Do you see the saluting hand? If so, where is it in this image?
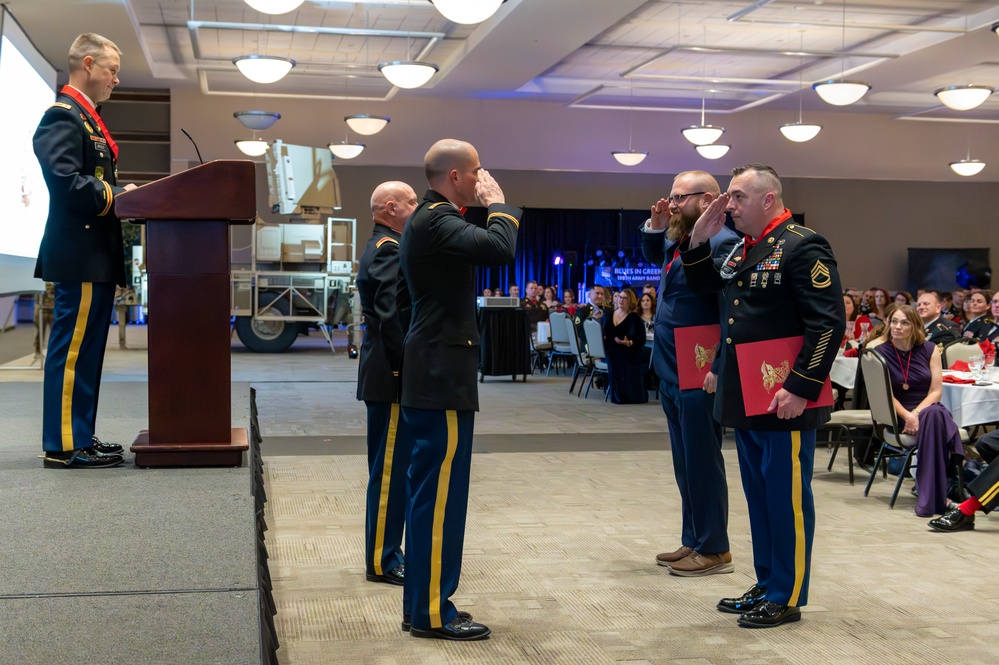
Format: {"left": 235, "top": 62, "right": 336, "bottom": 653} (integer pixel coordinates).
{"left": 649, "top": 198, "right": 670, "bottom": 230}
{"left": 475, "top": 169, "right": 505, "bottom": 207}
{"left": 689, "top": 192, "right": 729, "bottom": 248}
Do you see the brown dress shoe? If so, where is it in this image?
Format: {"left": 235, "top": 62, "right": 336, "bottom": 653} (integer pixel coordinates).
{"left": 655, "top": 545, "right": 693, "bottom": 566}
{"left": 668, "top": 551, "right": 734, "bottom": 577}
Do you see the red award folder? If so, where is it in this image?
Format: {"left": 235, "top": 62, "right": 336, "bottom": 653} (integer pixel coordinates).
{"left": 734, "top": 335, "right": 834, "bottom": 416}
{"left": 674, "top": 324, "right": 721, "bottom": 390}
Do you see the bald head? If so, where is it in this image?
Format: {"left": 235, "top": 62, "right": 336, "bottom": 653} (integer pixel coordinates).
{"left": 370, "top": 181, "right": 418, "bottom": 233}
{"left": 424, "top": 139, "right": 482, "bottom": 207}
{"left": 674, "top": 170, "right": 720, "bottom": 196}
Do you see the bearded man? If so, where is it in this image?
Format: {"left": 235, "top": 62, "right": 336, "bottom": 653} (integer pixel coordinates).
{"left": 640, "top": 170, "right": 739, "bottom": 576}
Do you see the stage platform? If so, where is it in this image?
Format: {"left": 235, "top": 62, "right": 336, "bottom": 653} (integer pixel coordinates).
{"left": 0, "top": 381, "right": 273, "bottom": 664}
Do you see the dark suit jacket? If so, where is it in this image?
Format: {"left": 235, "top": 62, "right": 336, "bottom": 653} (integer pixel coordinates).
{"left": 682, "top": 216, "right": 845, "bottom": 431}
{"left": 356, "top": 224, "right": 410, "bottom": 403}
{"left": 962, "top": 315, "right": 994, "bottom": 341}
{"left": 641, "top": 224, "right": 739, "bottom": 386}
{"left": 399, "top": 189, "right": 521, "bottom": 411}
{"left": 33, "top": 91, "right": 126, "bottom": 285}
{"left": 925, "top": 316, "right": 960, "bottom": 347}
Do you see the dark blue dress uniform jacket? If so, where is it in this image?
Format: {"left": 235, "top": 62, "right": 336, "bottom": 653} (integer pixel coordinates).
{"left": 399, "top": 190, "right": 521, "bottom": 411}
{"left": 641, "top": 226, "right": 739, "bottom": 386}
{"left": 33, "top": 91, "right": 127, "bottom": 286}
{"left": 356, "top": 225, "right": 411, "bottom": 403}
{"left": 681, "top": 219, "right": 845, "bottom": 431}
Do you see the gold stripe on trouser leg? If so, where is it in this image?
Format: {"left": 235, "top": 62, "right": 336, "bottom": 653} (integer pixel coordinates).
{"left": 977, "top": 477, "right": 999, "bottom": 506}
{"left": 788, "top": 430, "right": 806, "bottom": 606}
{"left": 428, "top": 410, "right": 459, "bottom": 629}
{"left": 372, "top": 403, "right": 400, "bottom": 576}
{"left": 60, "top": 283, "right": 93, "bottom": 452}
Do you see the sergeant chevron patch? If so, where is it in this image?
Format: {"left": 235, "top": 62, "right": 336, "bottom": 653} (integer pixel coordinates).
{"left": 810, "top": 260, "right": 832, "bottom": 289}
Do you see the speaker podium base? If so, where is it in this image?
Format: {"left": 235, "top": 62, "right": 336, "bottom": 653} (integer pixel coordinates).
{"left": 130, "top": 428, "right": 249, "bottom": 468}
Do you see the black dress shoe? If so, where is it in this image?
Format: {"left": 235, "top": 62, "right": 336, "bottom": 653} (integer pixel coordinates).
{"left": 929, "top": 507, "right": 976, "bottom": 532}
{"left": 92, "top": 435, "right": 124, "bottom": 455}
{"left": 410, "top": 616, "right": 490, "bottom": 641}
{"left": 717, "top": 584, "right": 767, "bottom": 614}
{"left": 402, "top": 611, "right": 472, "bottom": 632}
{"left": 365, "top": 564, "right": 404, "bottom": 586}
{"left": 43, "top": 447, "right": 124, "bottom": 469}
{"left": 738, "top": 600, "right": 801, "bottom": 628}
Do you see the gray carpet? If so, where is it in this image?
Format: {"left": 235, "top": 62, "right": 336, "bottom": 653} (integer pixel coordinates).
{"left": 0, "top": 382, "right": 265, "bottom": 663}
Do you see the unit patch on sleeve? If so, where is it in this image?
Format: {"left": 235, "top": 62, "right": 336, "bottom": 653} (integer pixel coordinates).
{"left": 95, "top": 166, "right": 104, "bottom": 180}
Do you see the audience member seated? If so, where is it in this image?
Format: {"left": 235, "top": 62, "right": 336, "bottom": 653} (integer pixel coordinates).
{"left": 844, "top": 293, "right": 872, "bottom": 346}
{"left": 869, "top": 287, "right": 891, "bottom": 326}
{"left": 915, "top": 291, "right": 961, "bottom": 347}
{"left": 642, "top": 282, "right": 657, "bottom": 301}
{"left": 542, "top": 286, "right": 562, "bottom": 311}
{"left": 868, "top": 305, "right": 964, "bottom": 517}
{"left": 482, "top": 288, "right": 493, "bottom": 297}
{"left": 985, "top": 294, "right": 999, "bottom": 351}
{"left": 575, "top": 287, "right": 611, "bottom": 325}
{"left": 521, "top": 280, "right": 549, "bottom": 330}
{"left": 562, "top": 289, "right": 579, "bottom": 317}
{"left": 859, "top": 288, "right": 875, "bottom": 316}
{"left": 948, "top": 289, "right": 966, "bottom": 325}
{"left": 962, "top": 290, "right": 994, "bottom": 340}
{"left": 509, "top": 284, "right": 520, "bottom": 299}
{"left": 894, "top": 290, "right": 912, "bottom": 306}
{"left": 494, "top": 286, "right": 504, "bottom": 297}
{"left": 929, "top": 429, "right": 999, "bottom": 531}
{"left": 603, "top": 290, "right": 648, "bottom": 404}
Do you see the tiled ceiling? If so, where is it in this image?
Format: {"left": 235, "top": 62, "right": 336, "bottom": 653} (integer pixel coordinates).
{"left": 118, "top": 0, "right": 999, "bottom": 119}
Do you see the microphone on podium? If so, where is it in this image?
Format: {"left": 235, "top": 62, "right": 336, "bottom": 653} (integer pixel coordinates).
{"left": 181, "top": 128, "right": 205, "bottom": 165}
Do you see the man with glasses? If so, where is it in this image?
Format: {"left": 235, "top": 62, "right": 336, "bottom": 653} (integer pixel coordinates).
{"left": 35, "top": 33, "right": 136, "bottom": 469}
{"left": 641, "top": 171, "right": 738, "bottom": 577}
{"left": 682, "top": 164, "right": 845, "bottom": 628}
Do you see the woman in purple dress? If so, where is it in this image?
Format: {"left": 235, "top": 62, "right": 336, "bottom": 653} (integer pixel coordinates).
{"left": 871, "top": 304, "right": 964, "bottom": 517}
{"left": 603, "top": 289, "right": 648, "bottom": 404}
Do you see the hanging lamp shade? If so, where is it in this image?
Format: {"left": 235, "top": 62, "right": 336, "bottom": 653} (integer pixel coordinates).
{"left": 949, "top": 159, "right": 985, "bottom": 176}
{"left": 328, "top": 142, "right": 365, "bottom": 160}
{"left": 431, "top": 0, "right": 503, "bottom": 24}
{"left": 812, "top": 80, "right": 870, "bottom": 106}
{"left": 934, "top": 85, "right": 994, "bottom": 111}
{"left": 695, "top": 144, "right": 730, "bottom": 160}
{"left": 235, "top": 139, "right": 269, "bottom": 157}
{"left": 779, "top": 122, "right": 822, "bottom": 143}
{"left": 243, "top": 0, "right": 304, "bottom": 14}
{"left": 377, "top": 61, "right": 438, "bottom": 89}
{"left": 681, "top": 125, "right": 724, "bottom": 146}
{"left": 344, "top": 115, "right": 390, "bottom": 135}
{"left": 233, "top": 55, "right": 295, "bottom": 84}
{"left": 233, "top": 111, "right": 281, "bottom": 130}
{"left": 611, "top": 151, "right": 648, "bottom": 166}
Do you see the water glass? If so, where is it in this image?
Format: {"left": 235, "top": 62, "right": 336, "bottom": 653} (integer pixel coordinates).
{"left": 969, "top": 354, "right": 985, "bottom": 381}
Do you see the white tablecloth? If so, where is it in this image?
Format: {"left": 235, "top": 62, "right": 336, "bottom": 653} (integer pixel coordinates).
{"left": 537, "top": 321, "right": 550, "bottom": 344}
{"left": 830, "top": 355, "right": 859, "bottom": 390}
{"left": 939, "top": 372, "right": 999, "bottom": 428}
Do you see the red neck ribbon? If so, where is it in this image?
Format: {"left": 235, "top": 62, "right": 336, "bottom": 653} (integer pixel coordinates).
{"left": 742, "top": 208, "right": 792, "bottom": 259}
{"left": 61, "top": 85, "right": 118, "bottom": 159}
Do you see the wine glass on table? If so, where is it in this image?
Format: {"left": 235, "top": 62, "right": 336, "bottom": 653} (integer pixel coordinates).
{"left": 969, "top": 354, "right": 985, "bottom": 382}
{"left": 859, "top": 321, "right": 870, "bottom": 341}
{"left": 984, "top": 352, "right": 996, "bottom": 380}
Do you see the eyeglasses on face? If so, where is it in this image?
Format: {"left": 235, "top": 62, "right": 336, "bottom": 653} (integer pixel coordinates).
{"left": 667, "top": 191, "right": 706, "bottom": 205}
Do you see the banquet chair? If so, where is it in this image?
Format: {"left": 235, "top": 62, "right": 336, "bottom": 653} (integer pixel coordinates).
{"left": 819, "top": 396, "right": 873, "bottom": 485}
{"left": 860, "top": 350, "right": 968, "bottom": 508}
{"left": 582, "top": 319, "right": 609, "bottom": 400}
{"left": 545, "top": 311, "right": 574, "bottom": 376}
{"left": 942, "top": 338, "right": 983, "bottom": 368}
{"left": 563, "top": 316, "right": 590, "bottom": 396}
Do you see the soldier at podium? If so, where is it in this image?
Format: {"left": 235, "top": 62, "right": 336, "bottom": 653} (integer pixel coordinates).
{"left": 34, "top": 33, "right": 136, "bottom": 469}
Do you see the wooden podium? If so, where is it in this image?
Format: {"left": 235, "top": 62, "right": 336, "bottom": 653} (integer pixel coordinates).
{"left": 116, "top": 160, "right": 256, "bottom": 467}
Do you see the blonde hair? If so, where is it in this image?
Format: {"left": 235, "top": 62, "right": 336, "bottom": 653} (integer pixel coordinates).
{"left": 68, "top": 33, "right": 121, "bottom": 71}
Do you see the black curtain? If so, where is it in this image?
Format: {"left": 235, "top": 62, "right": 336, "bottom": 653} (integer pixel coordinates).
{"left": 473, "top": 207, "right": 650, "bottom": 298}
